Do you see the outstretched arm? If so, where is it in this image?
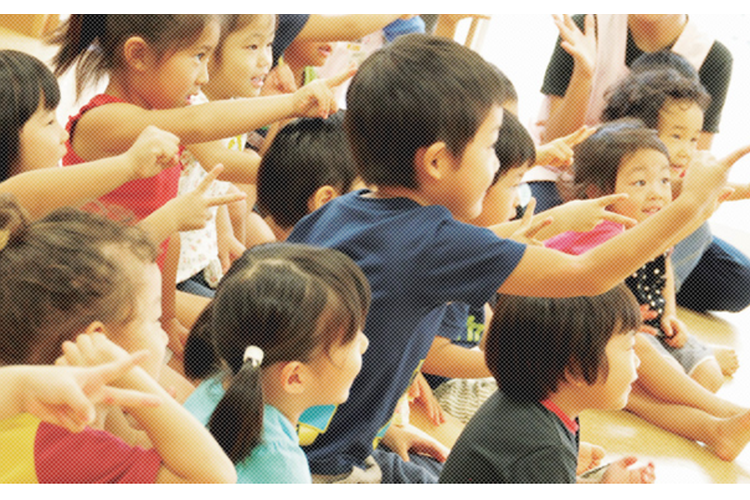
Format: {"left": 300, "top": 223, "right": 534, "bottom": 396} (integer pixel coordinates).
{"left": 296, "top": 15, "right": 413, "bottom": 41}
{"left": 71, "top": 70, "right": 354, "bottom": 161}
{"left": 0, "top": 126, "right": 179, "bottom": 220}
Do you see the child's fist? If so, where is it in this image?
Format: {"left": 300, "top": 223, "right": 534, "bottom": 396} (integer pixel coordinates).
{"left": 126, "top": 125, "right": 181, "bottom": 179}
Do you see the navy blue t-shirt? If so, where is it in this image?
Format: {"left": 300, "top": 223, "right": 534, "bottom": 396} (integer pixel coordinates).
{"left": 288, "top": 190, "right": 526, "bottom": 476}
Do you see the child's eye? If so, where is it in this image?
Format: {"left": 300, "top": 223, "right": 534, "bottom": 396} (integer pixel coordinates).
{"left": 632, "top": 180, "right": 646, "bottom": 187}
{"left": 195, "top": 52, "right": 207, "bottom": 61}
{"left": 248, "top": 44, "right": 259, "bottom": 50}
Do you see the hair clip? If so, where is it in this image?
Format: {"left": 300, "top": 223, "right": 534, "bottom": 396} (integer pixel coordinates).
{"left": 243, "top": 345, "right": 264, "bottom": 368}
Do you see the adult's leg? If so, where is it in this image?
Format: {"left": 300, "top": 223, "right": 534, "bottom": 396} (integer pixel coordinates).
{"left": 676, "top": 236, "right": 750, "bottom": 312}
{"left": 371, "top": 446, "right": 443, "bottom": 484}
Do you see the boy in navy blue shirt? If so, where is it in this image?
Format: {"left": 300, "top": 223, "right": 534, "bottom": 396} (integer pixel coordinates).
{"left": 288, "top": 33, "right": 740, "bottom": 483}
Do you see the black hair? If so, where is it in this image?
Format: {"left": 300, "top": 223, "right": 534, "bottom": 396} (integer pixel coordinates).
{"left": 485, "top": 284, "right": 641, "bottom": 403}
{"left": 213, "top": 15, "right": 277, "bottom": 65}
{"left": 492, "top": 111, "right": 536, "bottom": 185}
{"left": 344, "top": 33, "right": 507, "bottom": 189}
{"left": 489, "top": 63, "right": 518, "bottom": 107}
{"left": 0, "top": 50, "right": 61, "bottom": 180}
{"left": 48, "top": 15, "right": 220, "bottom": 97}
{"left": 602, "top": 67, "right": 710, "bottom": 129}
{"left": 256, "top": 111, "right": 357, "bottom": 229}
{"left": 630, "top": 50, "right": 699, "bottom": 80}
{"left": 571, "top": 119, "right": 669, "bottom": 199}
{"left": 183, "top": 243, "right": 370, "bottom": 463}
{"left": 0, "top": 193, "right": 157, "bottom": 366}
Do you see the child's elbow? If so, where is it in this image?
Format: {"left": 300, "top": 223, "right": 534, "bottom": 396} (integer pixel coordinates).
{"left": 207, "top": 466, "right": 237, "bottom": 484}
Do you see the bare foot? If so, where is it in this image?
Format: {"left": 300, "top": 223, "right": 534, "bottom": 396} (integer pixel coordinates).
{"left": 713, "top": 345, "right": 739, "bottom": 377}
{"left": 710, "top": 410, "right": 750, "bottom": 461}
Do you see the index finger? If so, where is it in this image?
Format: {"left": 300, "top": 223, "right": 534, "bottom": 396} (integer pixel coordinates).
{"left": 324, "top": 66, "right": 357, "bottom": 89}
{"left": 90, "top": 350, "right": 151, "bottom": 385}
{"left": 719, "top": 143, "right": 750, "bottom": 170}
{"left": 523, "top": 216, "right": 553, "bottom": 240}
{"left": 563, "top": 125, "right": 596, "bottom": 147}
{"left": 519, "top": 197, "right": 537, "bottom": 228}
{"left": 593, "top": 192, "right": 628, "bottom": 206}
{"left": 195, "top": 164, "right": 224, "bottom": 193}
{"left": 205, "top": 191, "right": 248, "bottom": 208}
{"left": 599, "top": 210, "right": 637, "bottom": 229}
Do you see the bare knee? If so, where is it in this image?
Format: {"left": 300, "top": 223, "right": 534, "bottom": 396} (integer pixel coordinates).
{"left": 690, "top": 359, "right": 725, "bottom": 393}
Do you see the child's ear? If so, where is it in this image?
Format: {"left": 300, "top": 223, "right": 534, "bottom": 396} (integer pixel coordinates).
{"left": 122, "top": 36, "right": 152, "bottom": 72}
{"left": 415, "top": 142, "right": 451, "bottom": 182}
{"left": 83, "top": 321, "right": 108, "bottom": 336}
{"left": 307, "top": 185, "right": 339, "bottom": 213}
{"left": 279, "top": 361, "right": 307, "bottom": 395}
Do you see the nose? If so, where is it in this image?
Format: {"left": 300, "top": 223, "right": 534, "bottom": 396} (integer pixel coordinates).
{"left": 197, "top": 60, "right": 210, "bottom": 86}
{"left": 633, "top": 351, "right": 641, "bottom": 372}
{"left": 259, "top": 46, "right": 272, "bottom": 69}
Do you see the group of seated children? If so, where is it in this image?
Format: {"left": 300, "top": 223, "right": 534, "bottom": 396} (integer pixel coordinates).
{"left": 2, "top": 13, "right": 750, "bottom": 484}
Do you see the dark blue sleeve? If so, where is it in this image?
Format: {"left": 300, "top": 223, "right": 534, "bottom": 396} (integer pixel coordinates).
{"left": 418, "top": 220, "right": 526, "bottom": 311}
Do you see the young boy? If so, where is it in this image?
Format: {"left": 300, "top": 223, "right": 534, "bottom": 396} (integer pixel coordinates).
{"left": 287, "top": 33, "right": 737, "bottom": 483}
{"left": 256, "top": 112, "right": 358, "bottom": 241}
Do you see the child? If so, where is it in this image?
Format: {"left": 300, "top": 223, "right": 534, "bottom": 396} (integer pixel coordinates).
{"left": 285, "top": 33, "right": 738, "bottom": 483}
{"left": 602, "top": 62, "right": 750, "bottom": 313}
{"left": 182, "top": 243, "right": 370, "bottom": 483}
{"left": 0, "top": 195, "right": 235, "bottom": 483}
{"left": 547, "top": 122, "right": 730, "bottom": 389}
{"left": 256, "top": 112, "right": 358, "bottom": 241}
{"left": 546, "top": 122, "right": 750, "bottom": 460}
{"left": 175, "top": 14, "right": 277, "bottom": 297}
{"left": 283, "top": 37, "right": 334, "bottom": 89}
{"left": 49, "top": 14, "right": 348, "bottom": 358}
{"left": 439, "top": 285, "right": 655, "bottom": 483}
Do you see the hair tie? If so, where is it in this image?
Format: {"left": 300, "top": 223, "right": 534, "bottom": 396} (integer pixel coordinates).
{"left": 243, "top": 345, "right": 264, "bottom": 368}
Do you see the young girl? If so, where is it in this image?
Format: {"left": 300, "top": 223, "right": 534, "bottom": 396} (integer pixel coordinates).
{"left": 183, "top": 243, "right": 370, "bottom": 483}
{"left": 602, "top": 62, "right": 750, "bottom": 314}
{"left": 0, "top": 195, "right": 235, "bottom": 483}
{"left": 547, "top": 122, "right": 729, "bottom": 388}
{"left": 49, "top": 14, "right": 347, "bottom": 357}
{"left": 547, "top": 122, "right": 750, "bottom": 461}
{"left": 440, "top": 285, "right": 654, "bottom": 483}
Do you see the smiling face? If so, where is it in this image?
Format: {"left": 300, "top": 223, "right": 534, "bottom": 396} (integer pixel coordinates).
{"left": 611, "top": 148, "right": 672, "bottom": 224}
{"left": 16, "top": 100, "right": 68, "bottom": 173}
{"left": 284, "top": 39, "right": 334, "bottom": 70}
{"left": 141, "top": 19, "right": 220, "bottom": 109}
{"left": 442, "top": 105, "right": 503, "bottom": 221}
{"left": 656, "top": 98, "right": 704, "bottom": 179}
{"left": 205, "top": 15, "right": 275, "bottom": 99}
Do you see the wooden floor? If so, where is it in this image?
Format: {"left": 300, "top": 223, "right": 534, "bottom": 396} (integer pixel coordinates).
{"left": 3, "top": 18, "right": 750, "bottom": 484}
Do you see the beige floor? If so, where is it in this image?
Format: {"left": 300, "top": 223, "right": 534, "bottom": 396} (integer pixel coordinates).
{"left": 4, "top": 18, "right": 750, "bottom": 484}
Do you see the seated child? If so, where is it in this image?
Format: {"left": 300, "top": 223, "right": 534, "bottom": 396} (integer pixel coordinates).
{"left": 256, "top": 111, "right": 358, "bottom": 241}
{"left": 440, "top": 285, "right": 655, "bottom": 483}
{"left": 0, "top": 196, "right": 235, "bottom": 483}
{"left": 546, "top": 121, "right": 732, "bottom": 391}
{"left": 286, "top": 34, "right": 735, "bottom": 483}
{"left": 183, "top": 243, "right": 370, "bottom": 483}
{"left": 602, "top": 57, "right": 750, "bottom": 313}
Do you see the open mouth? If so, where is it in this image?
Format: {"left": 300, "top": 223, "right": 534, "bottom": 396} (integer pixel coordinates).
{"left": 251, "top": 74, "right": 266, "bottom": 88}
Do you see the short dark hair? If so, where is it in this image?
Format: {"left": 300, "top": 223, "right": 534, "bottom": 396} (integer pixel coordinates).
{"left": 630, "top": 50, "right": 699, "bottom": 80}
{"left": 493, "top": 111, "right": 536, "bottom": 185}
{"left": 344, "top": 34, "right": 506, "bottom": 189}
{"left": 571, "top": 119, "right": 669, "bottom": 198}
{"left": 256, "top": 112, "right": 357, "bottom": 229}
{"left": 0, "top": 50, "right": 61, "bottom": 180}
{"left": 485, "top": 284, "right": 641, "bottom": 403}
{"left": 602, "top": 67, "right": 710, "bottom": 129}
{"left": 183, "top": 243, "right": 370, "bottom": 463}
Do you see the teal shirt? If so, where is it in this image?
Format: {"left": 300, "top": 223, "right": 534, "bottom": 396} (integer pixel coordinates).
{"left": 184, "top": 377, "right": 312, "bottom": 484}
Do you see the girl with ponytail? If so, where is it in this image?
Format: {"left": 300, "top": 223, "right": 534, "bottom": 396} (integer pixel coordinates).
{"left": 183, "top": 243, "right": 370, "bottom": 483}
